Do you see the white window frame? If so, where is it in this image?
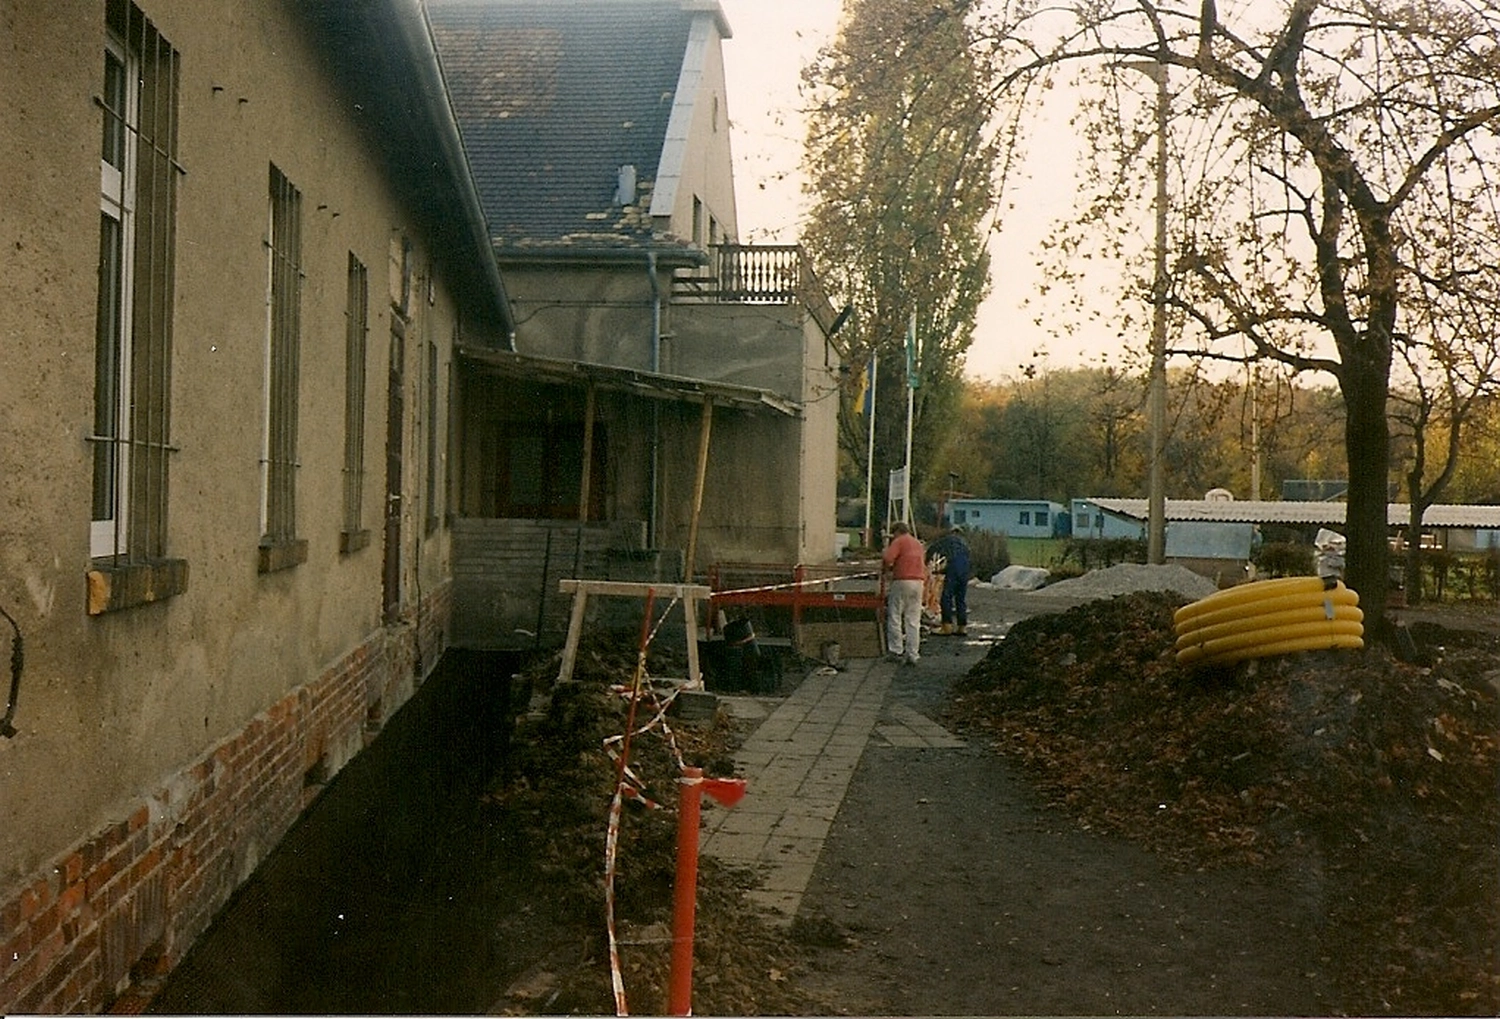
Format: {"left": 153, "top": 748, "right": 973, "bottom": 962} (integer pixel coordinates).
{"left": 91, "top": 30, "right": 138, "bottom": 558}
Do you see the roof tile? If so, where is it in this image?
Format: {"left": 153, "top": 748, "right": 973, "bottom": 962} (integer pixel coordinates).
{"left": 428, "top": 0, "right": 695, "bottom": 250}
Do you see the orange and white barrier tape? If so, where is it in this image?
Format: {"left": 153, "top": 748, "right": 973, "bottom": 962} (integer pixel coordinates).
{"left": 712, "top": 570, "right": 878, "bottom": 599}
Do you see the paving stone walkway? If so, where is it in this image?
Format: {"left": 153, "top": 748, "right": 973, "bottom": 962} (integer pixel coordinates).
{"left": 701, "top": 656, "right": 968, "bottom": 920}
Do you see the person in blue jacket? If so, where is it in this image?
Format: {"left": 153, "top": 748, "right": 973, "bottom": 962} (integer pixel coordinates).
{"left": 926, "top": 525, "right": 972, "bottom": 635}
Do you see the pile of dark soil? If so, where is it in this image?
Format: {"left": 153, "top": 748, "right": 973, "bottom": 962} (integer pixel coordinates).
{"left": 950, "top": 591, "right": 1500, "bottom": 1015}
{"left": 485, "top": 638, "right": 828, "bottom": 1015}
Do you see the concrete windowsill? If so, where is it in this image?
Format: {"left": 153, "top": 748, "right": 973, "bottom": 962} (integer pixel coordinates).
{"left": 87, "top": 558, "right": 189, "bottom": 615}
{"left": 258, "top": 538, "right": 309, "bottom": 574}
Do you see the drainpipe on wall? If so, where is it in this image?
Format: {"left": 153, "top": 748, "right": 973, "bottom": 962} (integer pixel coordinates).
{"left": 647, "top": 250, "right": 662, "bottom": 374}
{"left": 401, "top": 0, "right": 516, "bottom": 344}
{"left": 647, "top": 250, "right": 662, "bottom": 548}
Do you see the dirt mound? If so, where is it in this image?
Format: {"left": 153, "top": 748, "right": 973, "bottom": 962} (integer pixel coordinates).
{"left": 486, "top": 639, "right": 828, "bottom": 1016}
{"left": 950, "top": 591, "right": 1500, "bottom": 1014}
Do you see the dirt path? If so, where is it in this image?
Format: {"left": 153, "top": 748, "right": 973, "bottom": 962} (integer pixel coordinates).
{"left": 141, "top": 583, "right": 1493, "bottom": 1015}
{"left": 790, "top": 585, "right": 1335, "bottom": 1015}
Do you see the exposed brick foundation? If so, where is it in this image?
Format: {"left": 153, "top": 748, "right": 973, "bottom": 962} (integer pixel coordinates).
{"left": 0, "top": 583, "right": 450, "bottom": 1014}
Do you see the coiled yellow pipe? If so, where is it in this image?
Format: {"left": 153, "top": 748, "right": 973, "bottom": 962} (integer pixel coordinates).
{"left": 1173, "top": 577, "right": 1363, "bottom": 668}
{"left": 1173, "top": 576, "right": 1336, "bottom": 625}
{"left": 1174, "top": 602, "right": 1364, "bottom": 651}
{"left": 1175, "top": 583, "right": 1359, "bottom": 634}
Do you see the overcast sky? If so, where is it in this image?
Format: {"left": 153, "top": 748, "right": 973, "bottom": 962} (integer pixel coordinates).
{"left": 717, "top": 0, "right": 1121, "bottom": 381}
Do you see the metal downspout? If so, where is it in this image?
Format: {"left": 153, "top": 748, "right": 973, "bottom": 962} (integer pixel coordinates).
{"left": 400, "top": 0, "right": 516, "bottom": 346}
{"left": 648, "top": 251, "right": 662, "bottom": 548}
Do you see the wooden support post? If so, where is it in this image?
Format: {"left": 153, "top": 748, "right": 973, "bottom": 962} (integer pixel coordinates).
{"left": 558, "top": 585, "right": 590, "bottom": 684}
{"left": 579, "top": 382, "right": 596, "bottom": 522}
{"left": 683, "top": 594, "right": 702, "bottom": 688}
{"left": 682, "top": 397, "right": 714, "bottom": 584}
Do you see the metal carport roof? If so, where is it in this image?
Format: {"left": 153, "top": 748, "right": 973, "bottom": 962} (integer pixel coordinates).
{"left": 457, "top": 346, "right": 801, "bottom": 416}
{"left": 1085, "top": 498, "right": 1500, "bottom": 529}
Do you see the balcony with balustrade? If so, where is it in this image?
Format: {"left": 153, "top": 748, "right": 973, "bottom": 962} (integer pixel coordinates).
{"left": 673, "top": 243, "right": 840, "bottom": 336}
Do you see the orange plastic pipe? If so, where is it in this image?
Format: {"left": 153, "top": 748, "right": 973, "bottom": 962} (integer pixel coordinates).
{"left": 668, "top": 767, "right": 704, "bottom": 1016}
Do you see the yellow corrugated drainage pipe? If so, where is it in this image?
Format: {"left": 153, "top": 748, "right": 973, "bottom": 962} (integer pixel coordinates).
{"left": 1174, "top": 576, "right": 1363, "bottom": 668}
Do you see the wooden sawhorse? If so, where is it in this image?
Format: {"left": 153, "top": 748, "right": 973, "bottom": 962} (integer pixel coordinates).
{"left": 556, "top": 579, "right": 713, "bottom": 687}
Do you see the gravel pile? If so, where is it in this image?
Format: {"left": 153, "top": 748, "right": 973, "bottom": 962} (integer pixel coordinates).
{"left": 1034, "top": 563, "right": 1218, "bottom": 602}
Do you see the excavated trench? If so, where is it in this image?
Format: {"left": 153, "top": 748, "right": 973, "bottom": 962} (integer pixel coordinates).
{"left": 146, "top": 648, "right": 534, "bottom": 1014}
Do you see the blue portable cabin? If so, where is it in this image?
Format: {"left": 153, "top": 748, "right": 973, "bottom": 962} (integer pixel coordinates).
{"left": 1069, "top": 498, "right": 1147, "bottom": 540}
{"left": 948, "top": 499, "right": 1068, "bottom": 539}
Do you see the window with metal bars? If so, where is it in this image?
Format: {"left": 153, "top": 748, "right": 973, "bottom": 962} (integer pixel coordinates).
{"left": 87, "top": 0, "right": 186, "bottom": 614}
{"left": 259, "top": 164, "right": 308, "bottom": 573}
{"left": 341, "top": 254, "right": 371, "bottom": 553}
{"left": 425, "top": 339, "right": 439, "bottom": 534}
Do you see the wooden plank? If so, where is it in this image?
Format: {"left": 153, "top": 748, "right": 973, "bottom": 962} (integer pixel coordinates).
{"left": 682, "top": 397, "right": 713, "bottom": 583}
{"left": 558, "top": 579, "right": 712, "bottom": 600}
{"left": 578, "top": 383, "right": 596, "bottom": 523}
{"left": 557, "top": 587, "right": 590, "bottom": 684}
{"left": 683, "top": 594, "right": 702, "bottom": 688}
{"left": 710, "top": 590, "right": 883, "bottom": 609}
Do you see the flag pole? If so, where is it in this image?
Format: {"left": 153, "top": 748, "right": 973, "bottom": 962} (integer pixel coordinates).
{"left": 862, "top": 351, "right": 878, "bottom": 547}
{"left": 903, "top": 313, "right": 916, "bottom": 526}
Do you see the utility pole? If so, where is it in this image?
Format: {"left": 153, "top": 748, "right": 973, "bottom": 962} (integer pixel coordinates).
{"left": 1249, "top": 361, "right": 1261, "bottom": 500}
{"left": 903, "top": 312, "right": 917, "bottom": 527}
{"left": 862, "top": 351, "right": 877, "bottom": 546}
{"left": 1122, "top": 57, "right": 1170, "bottom": 564}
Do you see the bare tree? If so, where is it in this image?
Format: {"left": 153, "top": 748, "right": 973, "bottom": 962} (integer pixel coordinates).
{"left": 980, "top": 0, "right": 1500, "bottom": 624}
{"left": 1391, "top": 291, "right": 1500, "bottom": 601}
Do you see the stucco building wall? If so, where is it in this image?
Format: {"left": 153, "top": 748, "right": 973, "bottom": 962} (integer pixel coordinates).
{"left": 502, "top": 264, "right": 661, "bottom": 371}
{"left": 654, "top": 7, "right": 739, "bottom": 245}
{"left": 670, "top": 304, "right": 842, "bottom": 563}
{"left": 0, "top": 1, "right": 498, "bottom": 1011}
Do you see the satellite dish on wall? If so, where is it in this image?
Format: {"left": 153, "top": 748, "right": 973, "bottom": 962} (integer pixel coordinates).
{"left": 1204, "top": 488, "right": 1234, "bottom": 502}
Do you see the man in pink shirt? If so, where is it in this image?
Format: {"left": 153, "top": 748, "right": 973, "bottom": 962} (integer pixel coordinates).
{"left": 881, "top": 521, "right": 927, "bottom": 665}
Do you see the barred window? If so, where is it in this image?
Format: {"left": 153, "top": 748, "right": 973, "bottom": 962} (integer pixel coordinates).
{"left": 341, "top": 253, "right": 370, "bottom": 552}
{"left": 259, "top": 164, "right": 307, "bottom": 573}
{"left": 424, "top": 339, "right": 439, "bottom": 534}
{"left": 87, "top": 0, "right": 186, "bottom": 614}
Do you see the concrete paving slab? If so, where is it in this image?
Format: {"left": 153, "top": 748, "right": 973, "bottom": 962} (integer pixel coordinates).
{"left": 793, "top": 797, "right": 843, "bottom": 821}
{"left": 762, "top": 861, "right": 819, "bottom": 892}
{"left": 745, "top": 889, "right": 801, "bottom": 918}
{"left": 705, "top": 829, "right": 770, "bottom": 861}
{"left": 773, "top": 813, "right": 834, "bottom": 840}
{"left": 765, "top": 834, "right": 824, "bottom": 865}
{"left": 701, "top": 657, "right": 897, "bottom": 923}
{"left": 715, "top": 808, "right": 781, "bottom": 836}
{"left": 875, "top": 728, "right": 932, "bottom": 747}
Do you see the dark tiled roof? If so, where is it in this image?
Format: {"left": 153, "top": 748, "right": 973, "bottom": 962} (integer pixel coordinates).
{"left": 293, "top": 0, "right": 514, "bottom": 331}
{"left": 428, "top": 0, "right": 694, "bottom": 252}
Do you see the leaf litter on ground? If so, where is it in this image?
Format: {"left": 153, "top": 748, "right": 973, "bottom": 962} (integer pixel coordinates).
{"left": 949, "top": 590, "right": 1500, "bottom": 1015}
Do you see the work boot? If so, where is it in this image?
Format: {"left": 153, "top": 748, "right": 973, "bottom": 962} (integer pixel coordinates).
{"left": 938, "top": 622, "right": 954, "bottom": 636}
{"left": 956, "top": 625, "right": 967, "bottom": 635}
